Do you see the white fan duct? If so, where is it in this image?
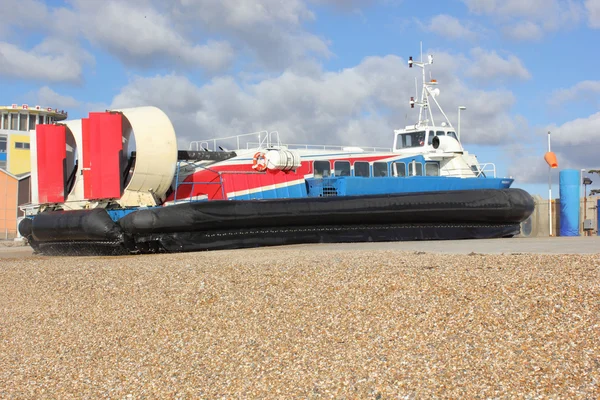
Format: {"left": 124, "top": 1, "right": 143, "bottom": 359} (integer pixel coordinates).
{"left": 111, "top": 106, "right": 178, "bottom": 207}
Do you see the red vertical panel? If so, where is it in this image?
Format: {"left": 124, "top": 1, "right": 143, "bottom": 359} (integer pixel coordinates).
{"left": 36, "top": 124, "right": 66, "bottom": 203}
{"left": 81, "top": 117, "right": 92, "bottom": 199}
{"left": 85, "top": 112, "right": 123, "bottom": 199}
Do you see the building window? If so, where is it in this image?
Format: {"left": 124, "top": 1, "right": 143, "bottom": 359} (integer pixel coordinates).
{"left": 19, "top": 114, "right": 27, "bottom": 131}
{"left": 425, "top": 162, "right": 440, "bottom": 176}
{"left": 314, "top": 160, "right": 331, "bottom": 178}
{"left": 354, "top": 161, "right": 370, "bottom": 177}
{"left": 1, "top": 114, "right": 7, "bottom": 130}
{"left": 373, "top": 162, "right": 388, "bottom": 177}
{"left": 38, "top": 115, "right": 44, "bottom": 124}
{"left": 393, "top": 162, "right": 406, "bottom": 177}
{"left": 408, "top": 161, "right": 423, "bottom": 176}
{"left": 0, "top": 136, "right": 6, "bottom": 152}
{"left": 10, "top": 114, "right": 18, "bottom": 130}
{"left": 15, "top": 142, "right": 30, "bottom": 150}
{"left": 333, "top": 161, "right": 350, "bottom": 176}
{"left": 29, "top": 114, "right": 36, "bottom": 130}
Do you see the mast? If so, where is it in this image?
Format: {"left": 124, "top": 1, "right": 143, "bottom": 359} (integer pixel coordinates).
{"left": 407, "top": 44, "right": 453, "bottom": 129}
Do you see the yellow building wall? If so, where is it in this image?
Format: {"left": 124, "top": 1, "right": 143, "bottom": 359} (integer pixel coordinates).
{"left": 8, "top": 134, "right": 31, "bottom": 175}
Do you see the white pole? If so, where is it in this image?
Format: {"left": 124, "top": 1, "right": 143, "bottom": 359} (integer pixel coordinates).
{"left": 458, "top": 108, "right": 461, "bottom": 141}
{"left": 548, "top": 131, "right": 552, "bottom": 236}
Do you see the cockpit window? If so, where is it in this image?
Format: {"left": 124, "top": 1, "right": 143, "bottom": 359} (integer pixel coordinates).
{"left": 447, "top": 131, "right": 457, "bottom": 140}
{"left": 396, "top": 131, "right": 425, "bottom": 150}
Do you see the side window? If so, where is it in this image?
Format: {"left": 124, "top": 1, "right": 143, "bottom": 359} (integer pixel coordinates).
{"left": 393, "top": 162, "right": 406, "bottom": 177}
{"left": 428, "top": 130, "right": 435, "bottom": 145}
{"left": 314, "top": 160, "right": 331, "bottom": 178}
{"left": 447, "top": 131, "right": 457, "bottom": 140}
{"left": 334, "top": 160, "right": 350, "bottom": 176}
{"left": 354, "top": 161, "right": 370, "bottom": 177}
{"left": 373, "top": 162, "right": 388, "bottom": 177}
{"left": 425, "top": 162, "right": 439, "bottom": 176}
{"left": 408, "top": 161, "right": 423, "bottom": 176}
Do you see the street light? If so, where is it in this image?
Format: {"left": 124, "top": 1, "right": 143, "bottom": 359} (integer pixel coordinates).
{"left": 458, "top": 106, "right": 466, "bottom": 141}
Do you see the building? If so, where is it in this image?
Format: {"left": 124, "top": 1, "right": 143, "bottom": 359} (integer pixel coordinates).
{"left": 0, "top": 104, "right": 68, "bottom": 174}
{"left": 0, "top": 169, "right": 30, "bottom": 239}
{"left": 0, "top": 104, "right": 67, "bottom": 239}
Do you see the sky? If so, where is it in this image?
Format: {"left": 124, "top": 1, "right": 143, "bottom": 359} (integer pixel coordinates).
{"left": 1, "top": 0, "right": 600, "bottom": 199}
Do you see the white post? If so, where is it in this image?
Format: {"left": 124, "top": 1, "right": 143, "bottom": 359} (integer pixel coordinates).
{"left": 458, "top": 106, "right": 466, "bottom": 141}
{"left": 548, "top": 131, "right": 552, "bottom": 237}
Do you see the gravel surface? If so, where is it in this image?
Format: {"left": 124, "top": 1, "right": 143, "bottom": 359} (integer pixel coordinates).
{"left": 0, "top": 248, "right": 599, "bottom": 398}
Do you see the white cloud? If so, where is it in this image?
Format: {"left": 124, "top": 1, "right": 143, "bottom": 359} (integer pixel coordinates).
{"left": 586, "top": 0, "right": 600, "bottom": 27}
{"left": 423, "top": 14, "right": 478, "bottom": 40}
{"left": 466, "top": 48, "right": 531, "bottom": 81}
{"left": 502, "top": 21, "right": 544, "bottom": 41}
{"left": 462, "top": 0, "right": 584, "bottom": 39}
{"left": 170, "top": 0, "right": 332, "bottom": 70}
{"left": 0, "top": 40, "right": 91, "bottom": 83}
{"left": 109, "top": 52, "right": 520, "bottom": 149}
{"left": 548, "top": 80, "right": 600, "bottom": 106}
{"left": 33, "top": 87, "right": 81, "bottom": 110}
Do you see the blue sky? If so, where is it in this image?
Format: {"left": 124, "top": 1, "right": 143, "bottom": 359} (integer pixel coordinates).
{"left": 1, "top": 0, "right": 600, "bottom": 198}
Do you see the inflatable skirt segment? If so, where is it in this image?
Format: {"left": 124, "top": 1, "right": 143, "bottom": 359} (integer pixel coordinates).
{"left": 19, "top": 188, "right": 535, "bottom": 256}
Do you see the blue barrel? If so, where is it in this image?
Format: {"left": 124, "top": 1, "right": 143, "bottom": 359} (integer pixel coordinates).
{"left": 559, "top": 169, "right": 580, "bottom": 236}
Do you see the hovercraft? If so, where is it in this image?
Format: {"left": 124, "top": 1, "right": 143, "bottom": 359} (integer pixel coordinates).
{"left": 18, "top": 48, "right": 534, "bottom": 256}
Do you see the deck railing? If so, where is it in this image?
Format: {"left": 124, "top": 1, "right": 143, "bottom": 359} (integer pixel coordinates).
{"left": 188, "top": 130, "right": 391, "bottom": 153}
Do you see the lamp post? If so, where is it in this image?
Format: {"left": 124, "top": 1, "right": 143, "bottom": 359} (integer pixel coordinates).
{"left": 458, "top": 106, "right": 466, "bottom": 141}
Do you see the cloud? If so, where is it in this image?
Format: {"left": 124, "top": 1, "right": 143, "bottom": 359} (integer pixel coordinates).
{"left": 462, "top": 0, "right": 584, "bottom": 39}
{"left": 109, "top": 51, "right": 520, "bottom": 150}
{"left": 170, "top": 0, "right": 332, "bottom": 71}
{"left": 466, "top": 48, "right": 531, "bottom": 81}
{"left": 422, "top": 14, "right": 478, "bottom": 40}
{"left": 502, "top": 21, "right": 544, "bottom": 41}
{"left": 34, "top": 87, "right": 81, "bottom": 110}
{"left": 548, "top": 80, "right": 600, "bottom": 107}
{"left": 0, "top": 39, "right": 92, "bottom": 83}
{"left": 586, "top": 0, "right": 600, "bottom": 28}
{"left": 66, "top": 1, "right": 235, "bottom": 72}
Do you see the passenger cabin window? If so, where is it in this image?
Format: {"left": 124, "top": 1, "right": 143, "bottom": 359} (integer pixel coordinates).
{"left": 314, "top": 160, "right": 331, "bottom": 178}
{"left": 426, "top": 162, "right": 439, "bottom": 176}
{"left": 396, "top": 131, "right": 425, "bottom": 149}
{"left": 393, "top": 162, "right": 406, "bottom": 177}
{"left": 334, "top": 160, "right": 351, "bottom": 176}
{"left": 354, "top": 161, "right": 370, "bottom": 177}
{"left": 373, "top": 162, "right": 388, "bottom": 177}
{"left": 408, "top": 161, "right": 423, "bottom": 176}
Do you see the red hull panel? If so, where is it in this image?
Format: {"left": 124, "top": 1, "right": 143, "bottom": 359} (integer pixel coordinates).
{"left": 36, "top": 124, "right": 67, "bottom": 203}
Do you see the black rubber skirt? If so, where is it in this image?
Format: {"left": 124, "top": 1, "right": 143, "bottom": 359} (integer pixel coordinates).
{"left": 20, "top": 188, "right": 534, "bottom": 256}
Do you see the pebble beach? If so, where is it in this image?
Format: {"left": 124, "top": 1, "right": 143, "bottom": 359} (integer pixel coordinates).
{"left": 0, "top": 246, "right": 598, "bottom": 398}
